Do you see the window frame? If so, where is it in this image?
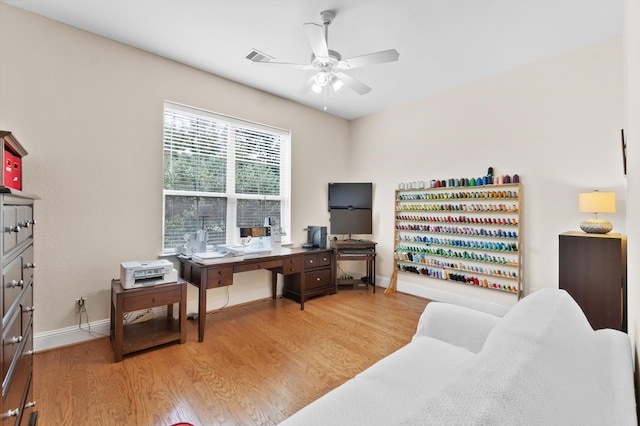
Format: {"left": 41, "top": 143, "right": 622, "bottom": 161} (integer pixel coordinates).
{"left": 162, "top": 101, "right": 291, "bottom": 254}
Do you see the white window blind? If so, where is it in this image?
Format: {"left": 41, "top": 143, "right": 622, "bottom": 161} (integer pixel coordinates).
{"left": 162, "top": 101, "right": 291, "bottom": 253}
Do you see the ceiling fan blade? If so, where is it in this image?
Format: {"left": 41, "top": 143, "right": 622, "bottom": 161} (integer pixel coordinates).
{"left": 342, "top": 49, "right": 400, "bottom": 69}
{"left": 303, "top": 22, "right": 329, "bottom": 59}
{"left": 334, "top": 72, "right": 371, "bottom": 95}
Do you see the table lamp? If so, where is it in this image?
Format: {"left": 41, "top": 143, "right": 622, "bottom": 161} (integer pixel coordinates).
{"left": 579, "top": 191, "right": 616, "bottom": 234}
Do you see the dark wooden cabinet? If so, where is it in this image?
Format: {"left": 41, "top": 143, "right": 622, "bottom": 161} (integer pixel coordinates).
{"left": 1, "top": 190, "right": 38, "bottom": 425}
{"left": 282, "top": 249, "right": 335, "bottom": 304}
{"left": 559, "top": 231, "right": 627, "bottom": 331}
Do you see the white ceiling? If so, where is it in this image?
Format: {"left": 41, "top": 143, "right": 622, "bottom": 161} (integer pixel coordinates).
{"left": 5, "top": 0, "right": 623, "bottom": 120}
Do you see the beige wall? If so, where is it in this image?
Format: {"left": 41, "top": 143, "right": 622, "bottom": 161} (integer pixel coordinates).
{"left": 0, "top": 4, "right": 351, "bottom": 336}
{"left": 350, "top": 37, "right": 625, "bottom": 310}
{"left": 0, "top": 5, "right": 628, "bottom": 343}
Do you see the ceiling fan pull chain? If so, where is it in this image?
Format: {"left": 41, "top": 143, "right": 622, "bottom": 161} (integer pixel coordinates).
{"left": 323, "top": 85, "right": 328, "bottom": 111}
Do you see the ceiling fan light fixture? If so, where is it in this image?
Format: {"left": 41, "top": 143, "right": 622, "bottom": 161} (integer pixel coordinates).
{"left": 314, "top": 71, "right": 329, "bottom": 87}
{"left": 331, "top": 77, "right": 344, "bottom": 92}
{"left": 310, "top": 83, "right": 323, "bottom": 94}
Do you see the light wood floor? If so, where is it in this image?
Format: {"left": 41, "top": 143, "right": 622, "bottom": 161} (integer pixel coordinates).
{"left": 34, "top": 287, "right": 429, "bottom": 426}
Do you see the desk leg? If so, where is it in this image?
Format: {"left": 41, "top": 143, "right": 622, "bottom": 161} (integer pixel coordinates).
{"left": 271, "top": 271, "right": 278, "bottom": 299}
{"left": 198, "top": 283, "right": 207, "bottom": 342}
{"left": 179, "top": 283, "right": 187, "bottom": 344}
{"left": 371, "top": 257, "right": 376, "bottom": 293}
{"left": 198, "top": 271, "right": 207, "bottom": 343}
{"left": 300, "top": 271, "right": 305, "bottom": 310}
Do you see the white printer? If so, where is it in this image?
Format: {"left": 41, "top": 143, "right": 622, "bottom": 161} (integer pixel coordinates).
{"left": 120, "top": 259, "right": 178, "bottom": 290}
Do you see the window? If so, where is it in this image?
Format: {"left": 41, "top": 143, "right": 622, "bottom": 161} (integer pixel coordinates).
{"left": 162, "top": 101, "right": 291, "bottom": 253}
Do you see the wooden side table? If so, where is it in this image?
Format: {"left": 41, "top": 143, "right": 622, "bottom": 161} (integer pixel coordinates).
{"left": 110, "top": 279, "right": 186, "bottom": 362}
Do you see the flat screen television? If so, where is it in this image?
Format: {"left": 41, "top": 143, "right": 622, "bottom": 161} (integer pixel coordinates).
{"left": 329, "top": 208, "right": 372, "bottom": 236}
{"left": 328, "top": 182, "right": 373, "bottom": 209}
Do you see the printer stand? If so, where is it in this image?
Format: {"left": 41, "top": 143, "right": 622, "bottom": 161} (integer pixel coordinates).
{"left": 110, "top": 279, "right": 186, "bottom": 362}
{"left": 334, "top": 240, "right": 377, "bottom": 292}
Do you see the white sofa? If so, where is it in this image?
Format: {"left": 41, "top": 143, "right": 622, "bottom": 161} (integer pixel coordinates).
{"left": 280, "top": 289, "right": 637, "bottom": 425}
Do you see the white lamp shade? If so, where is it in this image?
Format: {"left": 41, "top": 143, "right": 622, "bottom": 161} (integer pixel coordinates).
{"left": 579, "top": 191, "right": 616, "bottom": 214}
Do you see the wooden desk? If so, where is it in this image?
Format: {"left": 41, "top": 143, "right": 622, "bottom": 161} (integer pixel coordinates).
{"left": 180, "top": 248, "right": 335, "bottom": 342}
{"left": 333, "top": 240, "right": 377, "bottom": 292}
{"left": 110, "top": 279, "right": 186, "bottom": 362}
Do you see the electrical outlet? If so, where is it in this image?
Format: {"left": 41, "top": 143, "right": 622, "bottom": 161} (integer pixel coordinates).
{"left": 75, "top": 297, "right": 85, "bottom": 313}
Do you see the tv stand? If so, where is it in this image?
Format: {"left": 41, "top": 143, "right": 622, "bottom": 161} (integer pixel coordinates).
{"left": 334, "top": 239, "right": 376, "bottom": 291}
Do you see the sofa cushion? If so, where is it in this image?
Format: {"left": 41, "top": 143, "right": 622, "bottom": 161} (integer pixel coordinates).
{"left": 413, "top": 301, "right": 501, "bottom": 353}
{"left": 279, "top": 336, "right": 474, "bottom": 426}
{"left": 398, "top": 289, "right": 635, "bottom": 425}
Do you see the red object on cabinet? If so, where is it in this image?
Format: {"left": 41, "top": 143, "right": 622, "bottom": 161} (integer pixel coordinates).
{"left": 0, "top": 131, "right": 28, "bottom": 191}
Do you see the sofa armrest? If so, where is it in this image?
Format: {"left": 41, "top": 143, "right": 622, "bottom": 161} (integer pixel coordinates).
{"left": 412, "top": 302, "right": 501, "bottom": 353}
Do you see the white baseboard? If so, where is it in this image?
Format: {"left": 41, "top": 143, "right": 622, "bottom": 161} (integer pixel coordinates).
{"left": 34, "top": 319, "right": 111, "bottom": 352}
{"left": 376, "top": 276, "right": 511, "bottom": 317}
{"left": 34, "top": 306, "right": 169, "bottom": 352}
{"left": 34, "top": 285, "right": 270, "bottom": 351}
{"left": 34, "top": 288, "right": 271, "bottom": 352}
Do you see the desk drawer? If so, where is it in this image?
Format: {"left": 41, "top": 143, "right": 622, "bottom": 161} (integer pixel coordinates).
{"left": 304, "top": 252, "right": 332, "bottom": 269}
{"left": 234, "top": 259, "right": 282, "bottom": 273}
{"left": 316, "top": 252, "right": 332, "bottom": 267}
{"left": 123, "top": 286, "right": 182, "bottom": 311}
{"left": 305, "top": 269, "right": 332, "bottom": 291}
{"left": 206, "top": 266, "right": 233, "bottom": 288}
{"left": 282, "top": 256, "right": 302, "bottom": 275}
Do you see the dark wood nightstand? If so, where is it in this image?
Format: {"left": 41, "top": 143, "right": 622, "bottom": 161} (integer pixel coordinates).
{"left": 110, "top": 279, "right": 186, "bottom": 362}
{"left": 559, "top": 232, "right": 627, "bottom": 331}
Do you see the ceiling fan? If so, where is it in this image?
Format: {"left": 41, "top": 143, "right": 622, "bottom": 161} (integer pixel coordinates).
{"left": 247, "top": 10, "right": 399, "bottom": 102}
